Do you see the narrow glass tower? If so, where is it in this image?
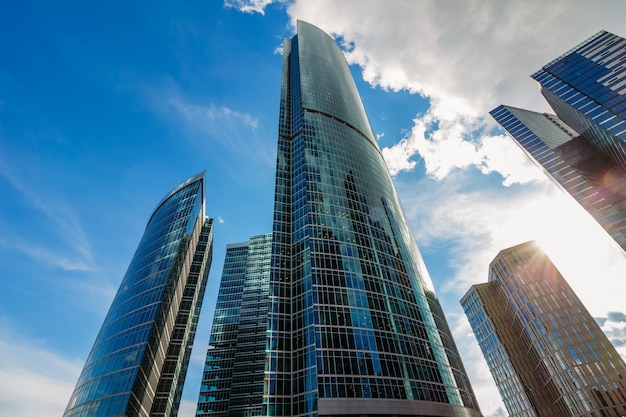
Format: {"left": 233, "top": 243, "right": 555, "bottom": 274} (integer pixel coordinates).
{"left": 64, "top": 173, "right": 214, "bottom": 417}
{"left": 265, "top": 20, "right": 481, "bottom": 417}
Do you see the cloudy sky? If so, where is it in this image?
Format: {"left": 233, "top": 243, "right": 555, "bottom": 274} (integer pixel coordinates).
{"left": 1, "top": 1, "right": 625, "bottom": 416}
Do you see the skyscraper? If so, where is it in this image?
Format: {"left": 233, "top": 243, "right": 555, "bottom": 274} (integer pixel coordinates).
{"left": 491, "top": 30, "right": 626, "bottom": 252}
{"left": 199, "top": 20, "right": 481, "bottom": 417}
{"left": 461, "top": 241, "right": 626, "bottom": 417}
{"left": 64, "top": 173, "right": 214, "bottom": 417}
{"left": 197, "top": 234, "right": 273, "bottom": 417}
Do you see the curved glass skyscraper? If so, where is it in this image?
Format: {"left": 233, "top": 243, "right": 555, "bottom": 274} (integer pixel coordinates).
{"left": 64, "top": 173, "right": 213, "bottom": 417}
{"left": 265, "top": 21, "right": 481, "bottom": 417}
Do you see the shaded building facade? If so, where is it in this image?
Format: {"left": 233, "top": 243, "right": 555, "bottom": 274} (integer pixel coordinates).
{"left": 461, "top": 241, "right": 626, "bottom": 417}
{"left": 197, "top": 233, "right": 273, "bottom": 417}
{"left": 263, "top": 20, "right": 480, "bottom": 417}
{"left": 64, "top": 173, "right": 214, "bottom": 417}
{"left": 491, "top": 30, "right": 626, "bottom": 252}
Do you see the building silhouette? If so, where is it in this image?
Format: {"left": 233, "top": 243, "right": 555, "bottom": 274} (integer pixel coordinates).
{"left": 491, "top": 30, "right": 626, "bottom": 252}
{"left": 197, "top": 234, "right": 273, "bottom": 417}
{"left": 196, "top": 20, "right": 482, "bottom": 417}
{"left": 64, "top": 173, "right": 214, "bottom": 417}
{"left": 461, "top": 241, "right": 626, "bottom": 417}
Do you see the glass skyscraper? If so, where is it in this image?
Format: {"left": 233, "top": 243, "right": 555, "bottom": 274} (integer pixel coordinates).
{"left": 197, "top": 233, "right": 273, "bottom": 417}
{"left": 262, "top": 20, "right": 480, "bottom": 417}
{"left": 461, "top": 241, "right": 626, "bottom": 417}
{"left": 491, "top": 30, "right": 626, "bottom": 252}
{"left": 64, "top": 173, "right": 214, "bottom": 417}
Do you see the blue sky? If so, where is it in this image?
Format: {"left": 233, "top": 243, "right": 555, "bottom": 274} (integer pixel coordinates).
{"left": 1, "top": 1, "right": 625, "bottom": 416}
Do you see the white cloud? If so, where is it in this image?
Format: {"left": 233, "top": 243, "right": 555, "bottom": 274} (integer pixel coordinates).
{"left": 0, "top": 318, "right": 82, "bottom": 417}
{"left": 285, "top": 0, "right": 626, "bottom": 182}
{"left": 476, "top": 135, "right": 547, "bottom": 187}
{"left": 382, "top": 110, "right": 544, "bottom": 185}
{"left": 288, "top": 0, "right": 625, "bottom": 115}
{"left": 598, "top": 312, "right": 626, "bottom": 359}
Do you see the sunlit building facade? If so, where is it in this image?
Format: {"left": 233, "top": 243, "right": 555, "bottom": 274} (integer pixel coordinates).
{"left": 64, "top": 173, "right": 214, "bottom": 417}
{"left": 197, "top": 233, "right": 273, "bottom": 417}
{"left": 262, "top": 20, "right": 481, "bottom": 417}
{"left": 461, "top": 241, "right": 626, "bottom": 417}
{"left": 491, "top": 30, "right": 626, "bottom": 252}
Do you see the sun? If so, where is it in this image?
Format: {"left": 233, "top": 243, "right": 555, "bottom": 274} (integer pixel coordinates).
{"left": 527, "top": 189, "right": 626, "bottom": 318}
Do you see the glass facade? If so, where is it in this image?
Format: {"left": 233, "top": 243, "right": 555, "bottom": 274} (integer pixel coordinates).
{"left": 64, "top": 173, "right": 214, "bottom": 417}
{"left": 491, "top": 31, "right": 626, "bottom": 252}
{"left": 532, "top": 31, "right": 626, "bottom": 166}
{"left": 461, "top": 241, "right": 626, "bottom": 417}
{"left": 197, "top": 234, "right": 273, "bottom": 417}
{"left": 265, "top": 20, "right": 481, "bottom": 417}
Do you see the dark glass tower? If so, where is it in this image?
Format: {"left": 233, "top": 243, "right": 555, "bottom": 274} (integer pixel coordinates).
{"left": 197, "top": 233, "right": 273, "bottom": 417}
{"left": 491, "top": 30, "right": 626, "bottom": 252}
{"left": 64, "top": 173, "right": 214, "bottom": 417}
{"left": 264, "top": 20, "right": 481, "bottom": 417}
{"left": 461, "top": 241, "right": 626, "bottom": 417}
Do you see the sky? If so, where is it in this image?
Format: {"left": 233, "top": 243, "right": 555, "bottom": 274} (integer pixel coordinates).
{"left": 1, "top": 1, "right": 625, "bottom": 416}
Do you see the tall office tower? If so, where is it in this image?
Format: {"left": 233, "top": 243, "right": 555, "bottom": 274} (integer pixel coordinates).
{"left": 64, "top": 173, "right": 214, "bottom": 417}
{"left": 197, "top": 233, "right": 273, "bottom": 417}
{"left": 491, "top": 30, "right": 626, "bottom": 251}
{"left": 461, "top": 241, "right": 626, "bottom": 417}
{"left": 261, "top": 20, "right": 481, "bottom": 417}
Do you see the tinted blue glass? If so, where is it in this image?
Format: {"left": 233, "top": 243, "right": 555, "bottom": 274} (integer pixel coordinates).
{"left": 265, "top": 21, "right": 481, "bottom": 417}
{"left": 492, "top": 31, "right": 626, "bottom": 251}
{"left": 64, "top": 173, "right": 213, "bottom": 417}
{"left": 197, "top": 234, "right": 273, "bottom": 417}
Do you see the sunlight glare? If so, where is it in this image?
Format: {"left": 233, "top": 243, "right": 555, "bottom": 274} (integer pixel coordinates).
{"left": 527, "top": 190, "right": 626, "bottom": 317}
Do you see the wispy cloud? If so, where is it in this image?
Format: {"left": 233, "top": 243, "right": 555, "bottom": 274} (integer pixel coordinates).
{"left": 170, "top": 100, "right": 259, "bottom": 130}
{"left": 158, "top": 95, "right": 277, "bottom": 186}
{"left": 0, "top": 158, "right": 95, "bottom": 270}
{"left": 167, "top": 97, "right": 259, "bottom": 153}
{"left": 224, "top": 0, "right": 276, "bottom": 15}
{"left": 11, "top": 241, "right": 95, "bottom": 271}
{"left": 0, "top": 317, "right": 83, "bottom": 417}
